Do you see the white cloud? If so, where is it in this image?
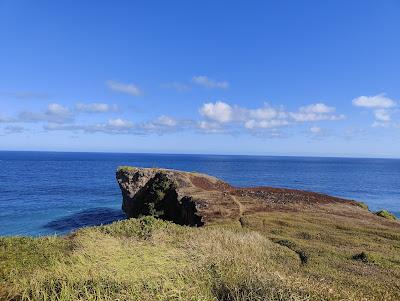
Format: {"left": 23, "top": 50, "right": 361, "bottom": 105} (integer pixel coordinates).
{"left": 236, "top": 104, "right": 288, "bottom": 123}
{"left": 244, "top": 119, "right": 289, "bottom": 129}
{"left": 197, "top": 121, "right": 224, "bottom": 133}
{"left": 155, "top": 115, "right": 178, "bottom": 127}
{"left": 374, "top": 109, "right": 391, "bottom": 122}
{"left": 200, "top": 101, "right": 233, "bottom": 123}
{"left": 299, "top": 103, "right": 335, "bottom": 114}
{"left": 307, "top": 126, "right": 333, "bottom": 140}
{"left": 198, "top": 101, "right": 343, "bottom": 134}
{"left": 106, "top": 80, "right": 142, "bottom": 96}
{"left": 18, "top": 103, "right": 73, "bottom": 124}
{"left": 290, "top": 112, "right": 344, "bottom": 122}
{"left": 47, "top": 103, "right": 69, "bottom": 115}
{"left": 247, "top": 106, "right": 282, "bottom": 120}
{"left": 44, "top": 115, "right": 188, "bottom": 136}
{"left": 45, "top": 119, "right": 134, "bottom": 134}
{"left": 199, "top": 101, "right": 345, "bottom": 137}
{"left": 192, "top": 76, "right": 229, "bottom": 89}
{"left": 353, "top": 94, "right": 397, "bottom": 127}
{"left": 290, "top": 103, "right": 344, "bottom": 122}
{"left": 138, "top": 116, "right": 186, "bottom": 134}
{"left": 3, "top": 96, "right": 348, "bottom": 139}
{"left": 199, "top": 102, "right": 291, "bottom": 132}
{"left": 76, "top": 103, "right": 118, "bottom": 113}
{"left": 352, "top": 94, "right": 396, "bottom": 108}
{"left": 107, "top": 118, "right": 133, "bottom": 129}
{"left": 372, "top": 121, "right": 392, "bottom": 128}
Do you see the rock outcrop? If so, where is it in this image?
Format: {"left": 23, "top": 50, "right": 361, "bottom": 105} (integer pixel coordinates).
{"left": 116, "top": 166, "right": 364, "bottom": 226}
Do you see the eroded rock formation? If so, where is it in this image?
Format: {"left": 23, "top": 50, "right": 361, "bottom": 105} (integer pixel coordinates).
{"left": 116, "top": 166, "right": 365, "bottom": 226}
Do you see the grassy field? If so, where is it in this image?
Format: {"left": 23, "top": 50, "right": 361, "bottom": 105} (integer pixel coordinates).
{"left": 1, "top": 211, "right": 399, "bottom": 301}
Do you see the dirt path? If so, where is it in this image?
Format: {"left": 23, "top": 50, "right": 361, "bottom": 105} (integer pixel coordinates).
{"left": 230, "top": 195, "right": 244, "bottom": 217}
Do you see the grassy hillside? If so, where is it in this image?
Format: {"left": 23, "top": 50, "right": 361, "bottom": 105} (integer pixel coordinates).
{"left": 1, "top": 210, "right": 399, "bottom": 301}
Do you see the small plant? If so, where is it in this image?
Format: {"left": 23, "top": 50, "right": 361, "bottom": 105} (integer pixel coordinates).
{"left": 275, "top": 239, "right": 297, "bottom": 249}
{"left": 238, "top": 217, "right": 250, "bottom": 227}
{"left": 375, "top": 210, "right": 397, "bottom": 220}
{"left": 356, "top": 202, "right": 369, "bottom": 210}
{"left": 297, "top": 250, "right": 309, "bottom": 264}
{"left": 352, "top": 251, "right": 375, "bottom": 263}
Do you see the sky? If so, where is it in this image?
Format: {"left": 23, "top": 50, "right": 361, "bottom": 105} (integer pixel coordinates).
{"left": 1, "top": 0, "right": 400, "bottom": 157}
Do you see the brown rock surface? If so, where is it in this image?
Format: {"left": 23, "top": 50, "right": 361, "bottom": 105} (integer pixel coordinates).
{"left": 116, "top": 166, "right": 367, "bottom": 226}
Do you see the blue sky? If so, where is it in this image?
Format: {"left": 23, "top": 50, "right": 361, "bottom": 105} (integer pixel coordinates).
{"left": 1, "top": 0, "right": 400, "bottom": 157}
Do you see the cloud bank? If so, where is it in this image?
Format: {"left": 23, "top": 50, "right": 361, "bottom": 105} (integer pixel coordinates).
{"left": 106, "top": 80, "right": 142, "bottom": 96}
{"left": 76, "top": 103, "right": 118, "bottom": 113}
{"left": 352, "top": 94, "right": 398, "bottom": 127}
{"left": 199, "top": 101, "right": 344, "bottom": 132}
{"left": 192, "top": 76, "right": 229, "bottom": 89}
{"left": 5, "top": 92, "right": 399, "bottom": 138}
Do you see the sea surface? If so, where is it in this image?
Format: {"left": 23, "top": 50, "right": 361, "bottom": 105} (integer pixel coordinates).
{"left": 0, "top": 151, "right": 399, "bottom": 236}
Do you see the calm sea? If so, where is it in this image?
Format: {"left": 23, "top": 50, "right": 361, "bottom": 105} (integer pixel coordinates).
{"left": 0, "top": 151, "right": 399, "bottom": 236}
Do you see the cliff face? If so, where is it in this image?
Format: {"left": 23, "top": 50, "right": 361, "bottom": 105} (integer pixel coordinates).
{"left": 116, "top": 166, "right": 236, "bottom": 226}
{"left": 116, "top": 166, "right": 367, "bottom": 226}
{"left": 116, "top": 167, "right": 205, "bottom": 226}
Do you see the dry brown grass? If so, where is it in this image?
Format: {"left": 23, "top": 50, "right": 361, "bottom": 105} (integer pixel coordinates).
{"left": 1, "top": 210, "right": 399, "bottom": 301}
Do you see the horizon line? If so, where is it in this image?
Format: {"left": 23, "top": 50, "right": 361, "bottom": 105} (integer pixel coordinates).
{"left": 0, "top": 149, "right": 399, "bottom": 160}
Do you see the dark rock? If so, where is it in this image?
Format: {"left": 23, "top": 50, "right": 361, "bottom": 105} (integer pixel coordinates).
{"left": 116, "top": 167, "right": 211, "bottom": 226}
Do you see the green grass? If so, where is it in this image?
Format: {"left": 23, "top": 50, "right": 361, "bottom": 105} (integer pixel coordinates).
{"left": 116, "top": 166, "right": 137, "bottom": 172}
{"left": 356, "top": 201, "right": 369, "bottom": 210}
{"left": 375, "top": 210, "right": 397, "bottom": 220}
{"left": 1, "top": 214, "right": 399, "bottom": 301}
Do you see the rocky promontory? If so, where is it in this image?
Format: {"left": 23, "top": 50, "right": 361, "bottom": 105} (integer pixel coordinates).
{"left": 116, "top": 166, "right": 370, "bottom": 226}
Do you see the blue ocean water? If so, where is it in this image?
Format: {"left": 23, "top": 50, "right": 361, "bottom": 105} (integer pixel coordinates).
{"left": 0, "top": 151, "right": 399, "bottom": 236}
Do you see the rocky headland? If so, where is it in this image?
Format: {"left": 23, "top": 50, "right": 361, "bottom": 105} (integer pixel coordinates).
{"left": 116, "top": 166, "right": 392, "bottom": 227}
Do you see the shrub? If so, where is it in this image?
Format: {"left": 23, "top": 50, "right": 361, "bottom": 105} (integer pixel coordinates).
{"left": 375, "top": 210, "right": 397, "bottom": 220}
{"left": 98, "top": 216, "right": 174, "bottom": 239}
{"left": 352, "top": 252, "right": 375, "bottom": 263}
{"left": 275, "top": 239, "right": 297, "bottom": 249}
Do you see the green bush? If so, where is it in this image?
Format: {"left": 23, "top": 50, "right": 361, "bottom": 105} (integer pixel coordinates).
{"left": 375, "top": 210, "right": 397, "bottom": 220}
{"left": 98, "top": 216, "right": 174, "bottom": 238}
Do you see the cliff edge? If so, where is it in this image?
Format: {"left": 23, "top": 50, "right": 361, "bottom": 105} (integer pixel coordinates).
{"left": 116, "top": 166, "right": 370, "bottom": 226}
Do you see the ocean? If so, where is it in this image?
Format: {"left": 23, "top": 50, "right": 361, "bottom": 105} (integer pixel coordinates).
{"left": 0, "top": 151, "right": 399, "bottom": 236}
